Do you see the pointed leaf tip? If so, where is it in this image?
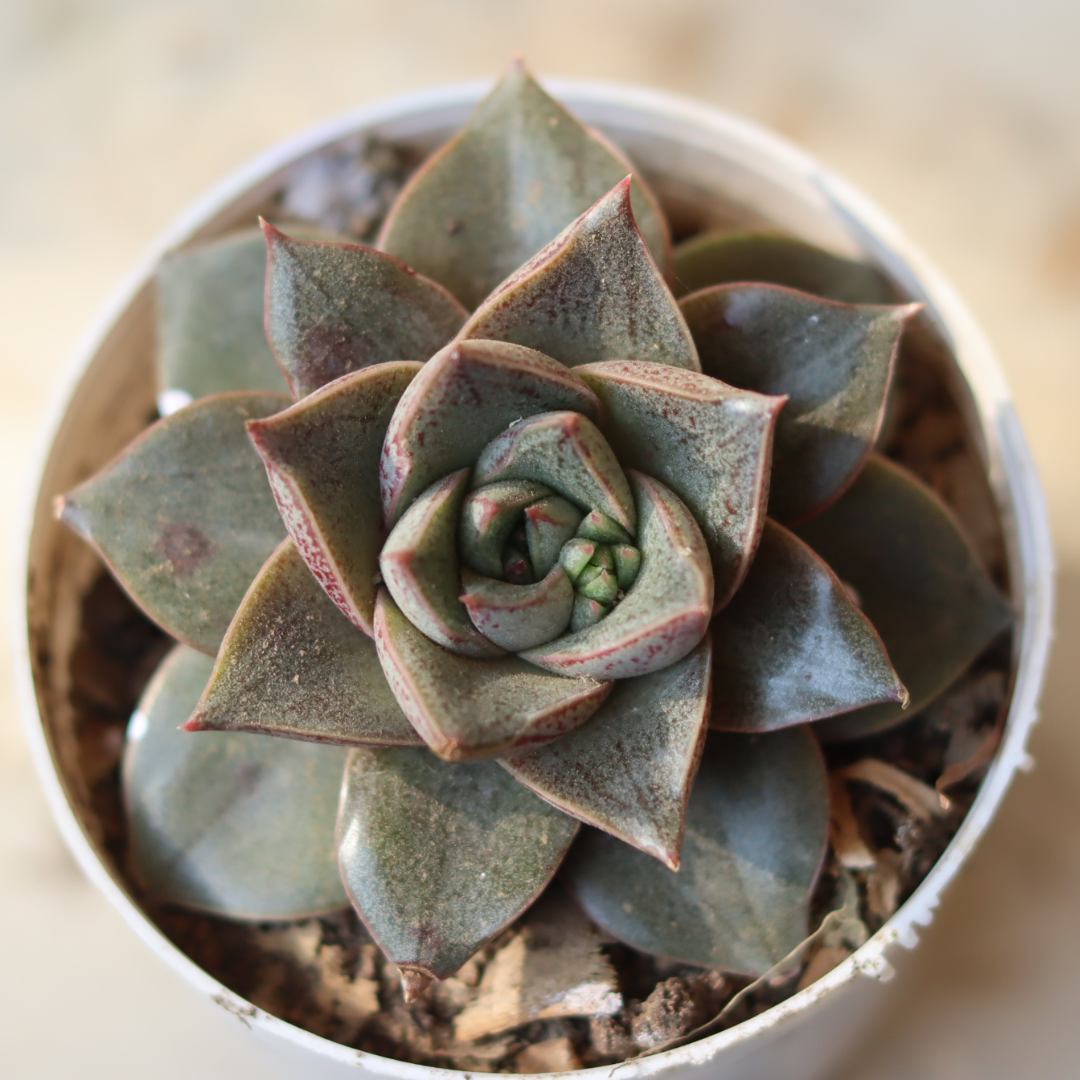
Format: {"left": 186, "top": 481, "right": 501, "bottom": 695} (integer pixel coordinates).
{"left": 400, "top": 968, "right": 434, "bottom": 1002}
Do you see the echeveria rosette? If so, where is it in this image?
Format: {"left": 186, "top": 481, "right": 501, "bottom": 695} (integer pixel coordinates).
{"left": 57, "top": 66, "right": 1012, "bottom": 1003}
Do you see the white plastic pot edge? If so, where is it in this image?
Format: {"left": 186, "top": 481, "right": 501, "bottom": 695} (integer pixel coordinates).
{"left": 13, "top": 78, "right": 1055, "bottom": 1080}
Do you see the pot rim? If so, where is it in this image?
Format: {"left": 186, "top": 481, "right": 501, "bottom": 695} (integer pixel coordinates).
{"left": 14, "top": 76, "right": 1055, "bottom": 1079}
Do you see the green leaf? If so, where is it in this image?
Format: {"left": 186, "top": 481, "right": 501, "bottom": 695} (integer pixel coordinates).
{"left": 186, "top": 540, "right": 421, "bottom": 747}
{"left": 795, "top": 456, "right": 1012, "bottom": 739}
{"left": 709, "top": 520, "right": 906, "bottom": 732}
{"left": 681, "top": 284, "right": 919, "bottom": 524}
{"left": 380, "top": 470, "right": 504, "bottom": 659}
{"left": 338, "top": 746, "right": 580, "bottom": 992}
{"left": 247, "top": 361, "right": 421, "bottom": 636}
{"left": 459, "top": 480, "right": 552, "bottom": 578}
{"left": 377, "top": 62, "right": 670, "bottom": 310}
{"left": 576, "top": 360, "right": 784, "bottom": 608}
{"left": 501, "top": 636, "right": 712, "bottom": 869}
{"left": 459, "top": 179, "right": 696, "bottom": 371}
{"left": 564, "top": 727, "right": 829, "bottom": 975}
{"left": 124, "top": 644, "right": 349, "bottom": 918}
{"left": 473, "top": 410, "right": 636, "bottom": 535}
{"left": 671, "top": 230, "right": 894, "bottom": 304}
{"left": 524, "top": 496, "right": 583, "bottom": 577}
{"left": 381, "top": 339, "right": 601, "bottom": 525}
{"left": 264, "top": 223, "right": 468, "bottom": 398}
{"left": 157, "top": 228, "right": 292, "bottom": 402}
{"left": 461, "top": 566, "right": 575, "bottom": 651}
{"left": 521, "top": 472, "right": 713, "bottom": 679}
{"left": 59, "top": 392, "right": 289, "bottom": 654}
{"left": 374, "top": 590, "right": 612, "bottom": 760}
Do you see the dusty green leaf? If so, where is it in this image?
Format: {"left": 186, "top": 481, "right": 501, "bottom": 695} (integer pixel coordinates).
{"left": 157, "top": 228, "right": 292, "bottom": 402}
{"left": 377, "top": 62, "right": 670, "bottom": 309}
{"left": 795, "top": 455, "right": 1013, "bottom": 739}
{"left": 709, "top": 520, "right": 906, "bottom": 732}
{"left": 380, "top": 470, "right": 504, "bottom": 659}
{"left": 525, "top": 496, "right": 583, "bottom": 577}
{"left": 564, "top": 727, "right": 829, "bottom": 975}
{"left": 187, "top": 540, "right": 421, "bottom": 747}
{"left": 461, "top": 566, "right": 575, "bottom": 651}
{"left": 459, "top": 480, "right": 552, "bottom": 578}
{"left": 576, "top": 360, "right": 784, "bottom": 608}
{"left": 681, "top": 284, "right": 918, "bottom": 523}
{"left": 264, "top": 223, "right": 467, "bottom": 398}
{"left": 338, "top": 746, "right": 580, "bottom": 984}
{"left": 473, "top": 411, "right": 636, "bottom": 535}
{"left": 59, "top": 392, "right": 289, "bottom": 655}
{"left": 124, "top": 643, "right": 349, "bottom": 918}
{"left": 459, "top": 179, "right": 696, "bottom": 370}
{"left": 671, "top": 230, "right": 893, "bottom": 304}
{"left": 247, "top": 361, "right": 421, "bottom": 636}
{"left": 501, "top": 636, "right": 712, "bottom": 869}
{"left": 521, "top": 472, "right": 713, "bottom": 679}
{"left": 374, "top": 590, "right": 611, "bottom": 760}
{"left": 380, "top": 339, "right": 601, "bottom": 525}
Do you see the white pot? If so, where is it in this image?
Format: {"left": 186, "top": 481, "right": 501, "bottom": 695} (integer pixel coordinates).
{"left": 16, "top": 79, "right": 1054, "bottom": 1080}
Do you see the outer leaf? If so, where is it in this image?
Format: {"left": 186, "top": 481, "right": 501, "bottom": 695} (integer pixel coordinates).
{"left": 459, "top": 179, "right": 697, "bottom": 371}
{"left": 671, "top": 230, "right": 894, "bottom": 304}
{"left": 124, "top": 644, "right": 349, "bottom": 918}
{"left": 459, "top": 480, "right": 552, "bottom": 578}
{"left": 564, "top": 727, "right": 829, "bottom": 975}
{"left": 377, "top": 62, "right": 670, "bottom": 309}
{"left": 709, "top": 520, "right": 906, "bottom": 732}
{"left": 681, "top": 284, "right": 919, "bottom": 523}
{"left": 374, "top": 590, "right": 612, "bottom": 760}
{"left": 58, "top": 392, "right": 289, "bottom": 655}
{"left": 501, "top": 636, "right": 712, "bottom": 869}
{"left": 157, "top": 228, "right": 292, "bottom": 402}
{"left": 263, "top": 223, "right": 468, "bottom": 398}
{"left": 380, "top": 339, "right": 601, "bottom": 525}
{"left": 186, "top": 540, "right": 421, "bottom": 747}
{"left": 380, "top": 470, "right": 504, "bottom": 659}
{"left": 338, "top": 746, "right": 580, "bottom": 993}
{"left": 795, "top": 455, "right": 1012, "bottom": 739}
{"left": 576, "top": 360, "right": 784, "bottom": 609}
{"left": 461, "top": 566, "right": 575, "bottom": 651}
{"left": 521, "top": 472, "right": 713, "bottom": 679}
{"left": 247, "top": 361, "right": 421, "bottom": 636}
{"left": 473, "top": 411, "right": 636, "bottom": 534}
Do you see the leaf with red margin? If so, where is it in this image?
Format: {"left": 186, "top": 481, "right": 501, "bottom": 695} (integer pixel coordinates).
{"left": 563, "top": 726, "right": 829, "bottom": 975}
{"left": 460, "top": 565, "right": 575, "bottom": 651}
{"left": 337, "top": 746, "right": 579, "bottom": 997}
{"left": 472, "top": 411, "right": 636, "bottom": 535}
{"left": 681, "top": 284, "right": 919, "bottom": 524}
{"left": 263, "top": 223, "right": 467, "bottom": 398}
{"left": 795, "top": 456, "right": 1012, "bottom": 740}
{"left": 380, "top": 338, "right": 601, "bottom": 525}
{"left": 460, "top": 179, "right": 697, "bottom": 372}
{"left": 247, "top": 361, "right": 421, "bottom": 637}
{"left": 709, "top": 520, "right": 906, "bottom": 732}
{"left": 501, "top": 636, "right": 712, "bottom": 869}
{"left": 378, "top": 61, "right": 669, "bottom": 310}
{"left": 575, "top": 360, "right": 783, "bottom": 610}
{"left": 186, "top": 540, "right": 422, "bottom": 747}
{"left": 374, "top": 590, "right": 611, "bottom": 761}
{"left": 58, "top": 392, "right": 289, "bottom": 655}
{"left": 520, "top": 472, "right": 713, "bottom": 679}
{"left": 380, "top": 470, "right": 504, "bottom": 660}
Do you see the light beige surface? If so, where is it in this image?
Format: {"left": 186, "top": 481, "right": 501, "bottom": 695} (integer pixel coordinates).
{"left": 2, "top": 2, "right": 1079, "bottom": 1076}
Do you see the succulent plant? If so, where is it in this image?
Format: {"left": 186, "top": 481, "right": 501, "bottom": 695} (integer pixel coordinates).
{"left": 59, "top": 64, "right": 1011, "bottom": 1005}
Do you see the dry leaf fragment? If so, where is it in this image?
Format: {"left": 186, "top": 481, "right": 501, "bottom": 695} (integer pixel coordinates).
{"left": 827, "top": 774, "right": 875, "bottom": 869}
{"left": 515, "top": 1036, "right": 581, "bottom": 1073}
{"left": 866, "top": 847, "right": 904, "bottom": 921}
{"left": 795, "top": 945, "right": 850, "bottom": 992}
{"left": 837, "top": 759, "right": 946, "bottom": 821}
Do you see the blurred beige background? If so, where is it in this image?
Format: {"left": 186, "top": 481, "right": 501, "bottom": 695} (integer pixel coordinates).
{"left": 2, "top": 1, "right": 1079, "bottom": 1076}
